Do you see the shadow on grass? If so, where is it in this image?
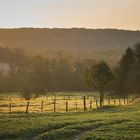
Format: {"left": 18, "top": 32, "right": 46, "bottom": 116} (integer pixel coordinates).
{"left": 95, "top": 105, "right": 137, "bottom": 113}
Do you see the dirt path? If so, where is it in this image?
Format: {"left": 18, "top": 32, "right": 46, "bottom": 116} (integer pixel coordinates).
{"left": 71, "top": 119, "right": 129, "bottom": 140}
{"left": 72, "top": 130, "right": 92, "bottom": 140}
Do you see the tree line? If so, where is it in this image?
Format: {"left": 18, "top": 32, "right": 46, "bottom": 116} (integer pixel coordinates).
{"left": 86, "top": 43, "right": 140, "bottom": 106}
{"left": 0, "top": 47, "right": 95, "bottom": 99}
{"left": 0, "top": 43, "right": 140, "bottom": 101}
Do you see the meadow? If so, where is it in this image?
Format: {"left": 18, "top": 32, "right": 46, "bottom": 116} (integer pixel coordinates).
{"left": 0, "top": 92, "right": 130, "bottom": 114}
{"left": 0, "top": 92, "right": 139, "bottom": 140}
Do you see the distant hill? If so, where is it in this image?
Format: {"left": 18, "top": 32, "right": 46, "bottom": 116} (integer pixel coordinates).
{"left": 0, "top": 28, "right": 140, "bottom": 64}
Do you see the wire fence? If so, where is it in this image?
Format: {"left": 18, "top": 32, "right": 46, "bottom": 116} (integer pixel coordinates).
{"left": 0, "top": 96, "right": 134, "bottom": 114}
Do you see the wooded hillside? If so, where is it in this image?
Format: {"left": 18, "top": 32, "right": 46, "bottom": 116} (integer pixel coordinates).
{"left": 0, "top": 28, "right": 140, "bottom": 64}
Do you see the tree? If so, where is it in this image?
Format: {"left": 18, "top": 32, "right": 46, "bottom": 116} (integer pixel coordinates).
{"left": 113, "top": 43, "right": 140, "bottom": 97}
{"left": 0, "top": 72, "right": 6, "bottom": 93}
{"left": 129, "top": 43, "right": 140, "bottom": 95}
{"left": 6, "top": 48, "right": 28, "bottom": 92}
{"left": 86, "top": 61, "right": 113, "bottom": 107}
{"left": 113, "top": 46, "right": 136, "bottom": 97}
{"left": 19, "top": 55, "right": 49, "bottom": 100}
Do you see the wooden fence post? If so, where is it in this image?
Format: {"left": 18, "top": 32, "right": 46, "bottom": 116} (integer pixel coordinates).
{"left": 66, "top": 101, "right": 68, "bottom": 112}
{"left": 25, "top": 102, "right": 30, "bottom": 114}
{"left": 41, "top": 100, "right": 44, "bottom": 114}
{"left": 103, "top": 99, "right": 105, "bottom": 106}
{"left": 119, "top": 98, "right": 121, "bottom": 105}
{"left": 83, "top": 96, "right": 86, "bottom": 111}
{"left": 96, "top": 98, "right": 98, "bottom": 109}
{"left": 90, "top": 100, "right": 92, "bottom": 110}
{"left": 114, "top": 99, "right": 116, "bottom": 105}
{"left": 108, "top": 99, "right": 111, "bottom": 106}
{"left": 123, "top": 98, "right": 126, "bottom": 105}
{"left": 75, "top": 102, "right": 78, "bottom": 111}
{"left": 128, "top": 98, "right": 131, "bottom": 104}
{"left": 127, "top": 98, "right": 129, "bottom": 105}
{"left": 9, "top": 102, "right": 12, "bottom": 114}
{"left": 54, "top": 99, "right": 56, "bottom": 112}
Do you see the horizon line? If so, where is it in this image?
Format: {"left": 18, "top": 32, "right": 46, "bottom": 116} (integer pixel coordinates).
{"left": 0, "top": 27, "right": 139, "bottom": 32}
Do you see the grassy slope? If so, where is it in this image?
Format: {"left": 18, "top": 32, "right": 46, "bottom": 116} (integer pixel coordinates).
{"left": 0, "top": 102, "right": 140, "bottom": 140}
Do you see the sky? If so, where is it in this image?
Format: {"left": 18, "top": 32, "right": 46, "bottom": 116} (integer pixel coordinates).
{"left": 0, "top": 0, "right": 140, "bottom": 30}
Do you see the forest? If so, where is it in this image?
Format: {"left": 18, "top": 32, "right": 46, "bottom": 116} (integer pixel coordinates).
{"left": 0, "top": 42, "right": 140, "bottom": 100}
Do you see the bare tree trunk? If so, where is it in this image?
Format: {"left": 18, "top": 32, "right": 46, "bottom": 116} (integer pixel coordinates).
{"left": 100, "top": 92, "right": 104, "bottom": 107}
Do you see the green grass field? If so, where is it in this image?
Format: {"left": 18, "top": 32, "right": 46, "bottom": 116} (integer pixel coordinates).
{"left": 0, "top": 98, "right": 140, "bottom": 140}
{"left": 0, "top": 92, "right": 129, "bottom": 114}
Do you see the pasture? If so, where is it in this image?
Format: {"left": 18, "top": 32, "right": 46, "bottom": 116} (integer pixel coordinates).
{"left": 0, "top": 92, "right": 130, "bottom": 114}
{"left": 0, "top": 92, "right": 139, "bottom": 140}
{"left": 0, "top": 100, "right": 139, "bottom": 140}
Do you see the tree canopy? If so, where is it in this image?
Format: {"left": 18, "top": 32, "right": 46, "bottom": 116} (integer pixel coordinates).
{"left": 113, "top": 43, "right": 140, "bottom": 97}
{"left": 86, "top": 61, "right": 113, "bottom": 106}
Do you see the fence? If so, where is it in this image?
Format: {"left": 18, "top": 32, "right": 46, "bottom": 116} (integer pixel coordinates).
{"left": 0, "top": 96, "right": 133, "bottom": 114}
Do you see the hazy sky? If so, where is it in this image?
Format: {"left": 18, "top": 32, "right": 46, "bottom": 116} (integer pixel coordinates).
{"left": 0, "top": 0, "right": 140, "bottom": 30}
